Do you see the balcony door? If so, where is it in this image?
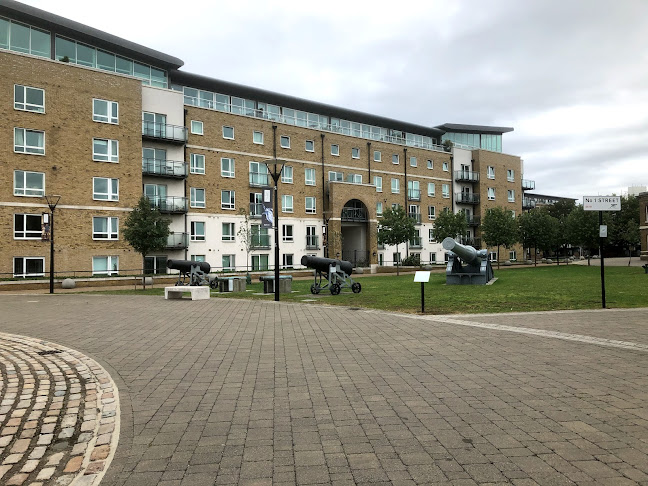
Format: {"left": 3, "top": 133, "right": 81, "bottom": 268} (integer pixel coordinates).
{"left": 144, "top": 183, "right": 167, "bottom": 202}
{"left": 461, "top": 164, "right": 470, "bottom": 177}
{"left": 143, "top": 147, "right": 167, "bottom": 174}
{"left": 143, "top": 112, "right": 167, "bottom": 138}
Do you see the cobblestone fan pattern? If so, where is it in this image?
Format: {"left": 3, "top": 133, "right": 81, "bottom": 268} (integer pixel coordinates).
{"left": 0, "top": 295, "right": 648, "bottom": 485}
{"left": 0, "top": 332, "right": 119, "bottom": 485}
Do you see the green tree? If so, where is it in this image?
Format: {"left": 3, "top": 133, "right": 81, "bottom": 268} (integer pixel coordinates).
{"left": 378, "top": 206, "right": 416, "bottom": 275}
{"left": 608, "top": 195, "right": 640, "bottom": 262}
{"left": 431, "top": 209, "right": 468, "bottom": 243}
{"left": 123, "top": 196, "right": 171, "bottom": 288}
{"left": 518, "top": 210, "right": 556, "bottom": 265}
{"left": 481, "top": 206, "right": 519, "bottom": 268}
{"left": 566, "top": 206, "right": 599, "bottom": 263}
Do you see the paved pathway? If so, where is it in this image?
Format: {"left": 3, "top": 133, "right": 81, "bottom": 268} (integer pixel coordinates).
{"left": 1, "top": 294, "right": 648, "bottom": 485}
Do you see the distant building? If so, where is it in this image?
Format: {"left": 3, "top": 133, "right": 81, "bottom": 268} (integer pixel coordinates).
{"left": 639, "top": 192, "right": 648, "bottom": 261}
{"left": 522, "top": 193, "right": 577, "bottom": 210}
{"left": 628, "top": 186, "right": 647, "bottom": 197}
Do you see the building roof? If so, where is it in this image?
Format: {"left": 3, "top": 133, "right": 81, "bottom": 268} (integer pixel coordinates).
{"left": 435, "top": 123, "right": 514, "bottom": 134}
{"left": 0, "top": 0, "right": 184, "bottom": 69}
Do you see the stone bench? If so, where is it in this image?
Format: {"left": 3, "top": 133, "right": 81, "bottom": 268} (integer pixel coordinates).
{"left": 164, "top": 286, "right": 210, "bottom": 300}
{"left": 259, "top": 275, "right": 292, "bottom": 294}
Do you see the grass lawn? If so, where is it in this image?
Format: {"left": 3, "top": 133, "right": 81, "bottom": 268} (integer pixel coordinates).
{"left": 96, "top": 265, "right": 648, "bottom": 314}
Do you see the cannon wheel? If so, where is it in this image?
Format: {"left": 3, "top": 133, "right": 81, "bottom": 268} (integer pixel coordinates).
{"left": 330, "top": 283, "right": 341, "bottom": 295}
{"left": 209, "top": 279, "right": 218, "bottom": 290}
{"left": 351, "top": 282, "right": 361, "bottom": 294}
{"left": 310, "top": 284, "right": 320, "bottom": 295}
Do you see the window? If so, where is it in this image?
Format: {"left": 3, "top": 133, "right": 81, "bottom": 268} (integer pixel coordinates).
{"left": 489, "top": 252, "right": 497, "bottom": 262}
{"left": 509, "top": 250, "right": 517, "bottom": 262}
{"left": 392, "top": 154, "right": 399, "bottom": 164}
{"left": 93, "top": 138, "right": 118, "bottom": 162}
{"left": 428, "top": 206, "right": 436, "bottom": 220}
{"left": 190, "top": 120, "right": 203, "bottom": 135}
{"left": 346, "top": 173, "right": 362, "bottom": 184}
{"left": 429, "top": 229, "right": 435, "bottom": 243}
{"left": 305, "top": 168, "right": 316, "bottom": 186}
{"left": 280, "top": 135, "right": 290, "bottom": 148}
{"left": 410, "top": 156, "right": 417, "bottom": 167}
{"left": 507, "top": 169, "right": 515, "bottom": 182}
{"left": 306, "top": 197, "right": 316, "bottom": 214}
{"left": 429, "top": 252, "right": 437, "bottom": 263}
{"left": 508, "top": 189, "right": 515, "bottom": 202}
{"left": 374, "top": 176, "right": 382, "bottom": 192}
{"left": 221, "top": 190, "right": 235, "bottom": 210}
{"left": 282, "top": 195, "right": 293, "bottom": 212}
{"left": 249, "top": 161, "right": 269, "bottom": 186}
{"left": 282, "top": 225, "right": 294, "bottom": 242}
{"left": 3, "top": 21, "right": 50, "bottom": 58}
{"left": 14, "top": 85, "right": 44, "bottom": 113}
{"left": 487, "top": 166, "right": 495, "bottom": 179}
{"left": 14, "top": 214, "right": 42, "bottom": 239}
{"left": 191, "top": 188, "right": 206, "bottom": 208}
{"left": 251, "top": 254, "right": 269, "bottom": 271}
{"left": 93, "top": 177, "right": 119, "bottom": 201}
{"left": 393, "top": 253, "right": 401, "bottom": 264}
{"left": 222, "top": 126, "right": 234, "bottom": 139}
{"left": 427, "top": 159, "right": 433, "bottom": 169}
{"left": 222, "top": 255, "right": 236, "bottom": 271}
{"left": 190, "top": 153, "right": 205, "bottom": 174}
{"left": 190, "top": 255, "right": 205, "bottom": 262}
{"left": 328, "top": 171, "right": 343, "bottom": 182}
{"left": 191, "top": 221, "right": 205, "bottom": 241}
{"left": 391, "top": 178, "right": 400, "bottom": 194}
{"left": 221, "top": 157, "right": 234, "bottom": 178}
{"left": 442, "top": 161, "right": 449, "bottom": 172}
{"left": 92, "top": 216, "right": 118, "bottom": 240}
{"left": 14, "top": 170, "right": 44, "bottom": 197}
{"left": 282, "top": 254, "right": 294, "bottom": 269}
{"left": 14, "top": 128, "right": 45, "bottom": 154}
{"left": 281, "top": 166, "right": 293, "bottom": 184}
{"left": 92, "top": 99, "right": 118, "bottom": 124}
{"left": 374, "top": 151, "right": 382, "bottom": 162}
{"left": 510, "top": 210, "right": 516, "bottom": 218}
{"left": 488, "top": 187, "right": 496, "bottom": 200}
{"left": 253, "top": 131, "right": 264, "bottom": 144}
{"left": 144, "top": 256, "right": 168, "bottom": 275}
{"left": 331, "top": 144, "right": 339, "bottom": 156}
{"left": 222, "top": 222, "right": 235, "bottom": 241}
{"left": 92, "top": 256, "right": 119, "bottom": 276}
{"left": 376, "top": 202, "right": 383, "bottom": 217}
{"left": 14, "top": 257, "right": 45, "bottom": 278}
{"left": 305, "top": 140, "right": 314, "bottom": 152}
{"left": 427, "top": 183, "right": 435, "bottom": 197}
{"left": 352, "top": 148, "right": 360, "bottom": 159}
{"left": 442, "top": 184, "right": 450, "bottom": 198}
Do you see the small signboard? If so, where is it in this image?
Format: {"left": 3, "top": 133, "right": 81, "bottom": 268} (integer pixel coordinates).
{"left": 414, "top": 271, "right": 431, "bottom": 283}
{"left": 599, "top": 225, "right": 608, "bottom": 238}
{"left": 583, "top": 196, "right": 621, "bottom": 211}
{"left": 261, "top": 188, "right": 273, "bottom": 228}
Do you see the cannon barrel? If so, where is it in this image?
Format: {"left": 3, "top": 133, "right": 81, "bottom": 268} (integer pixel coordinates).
{"left": 167, "top": 259, "right": 211, "bottom": 274}
{"left": 442, "top": 237, "right": 480, "bottom": 264}
{"left": 300, "top": 256, "right": 353, "bottom": 275}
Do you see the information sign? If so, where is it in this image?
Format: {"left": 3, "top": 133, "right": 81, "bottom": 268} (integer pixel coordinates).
{"left": 583, "top": 196, "right": 621, "bottom": 211}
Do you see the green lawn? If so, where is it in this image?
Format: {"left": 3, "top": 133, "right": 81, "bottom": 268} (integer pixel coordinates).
{"left": 97, "top": 265, "right": 648, "bottom": 314}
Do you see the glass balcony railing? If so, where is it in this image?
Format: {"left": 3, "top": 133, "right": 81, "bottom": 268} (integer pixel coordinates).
{"left": 166, "top": 232, "right": 188, "bottom": 249}
{"left": 249, "top": 203, "right": 263, "bottom": 218}
{"left": 147, "top": 196, "right": 188, "bottom": 213}
{"left": 454, "top": 170, "right": 480, "bottom": 182}
{"left": 407, "top": 189, "right": 421, "bottom": 201}
{"left": 466, "top": 216, "right": 481, "bottom": 226}
{"left": 306, "top": 235, "right": 319, "bottom": 250}
{"left": 142, "top": 158, "right": 188, "bottom": 178}
{"left": 522, "top": 179, "right": 536, "bottom": 190}
{"left": 251, "top": 234, "right": 271, "bottom": 249}
{"left": 409, "top": 237, "right": 423, "bottom": 248}
{"left": 142, "top": 121, "right": 188, "bottom": 143}
{"left": 523, "top": 198, "right": 536, "bottom": 209}
{"left": 455, "top": 193, "right": 480, "bottom": 204}
{"left": 408, "top": 212, "right": 422, "bottom": 224}
{"left": 249, "top": 171, "right": 269, "bottom": 187}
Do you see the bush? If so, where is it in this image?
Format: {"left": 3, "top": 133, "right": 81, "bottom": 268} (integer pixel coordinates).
{"left": 401, "top": 254, "right": 421, "bottom": 267}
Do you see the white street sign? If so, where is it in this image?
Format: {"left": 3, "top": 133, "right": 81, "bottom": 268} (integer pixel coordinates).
{"left": 599, "top": 225, "right": 607, "bottom": 238}
{"left": 583, "top": 196, "right": 621, "bottom": 211}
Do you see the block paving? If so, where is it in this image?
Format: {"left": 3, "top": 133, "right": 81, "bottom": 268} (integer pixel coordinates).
{"left": 0, "top": 294, "right": 647, "bottom": 485}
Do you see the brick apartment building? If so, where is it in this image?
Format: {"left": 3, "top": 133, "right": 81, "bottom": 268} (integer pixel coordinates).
{"left": 0, "top": 0, "right": 534, "bottom": 278}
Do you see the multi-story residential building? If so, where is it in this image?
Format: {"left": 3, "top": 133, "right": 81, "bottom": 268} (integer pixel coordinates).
{"left": 639, "top": 192, "right": 648, "bottom": 261}
{"left": 0, "top": 0, "right": 535, "bottom": 278}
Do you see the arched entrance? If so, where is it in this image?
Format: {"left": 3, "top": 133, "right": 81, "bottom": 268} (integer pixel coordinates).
{"left": 340, "top": 199, "right": 370, "bottom": 267}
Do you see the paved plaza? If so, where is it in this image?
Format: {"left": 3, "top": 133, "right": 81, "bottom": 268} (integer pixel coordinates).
{"left": 0, "top": 295, "right": 648, "bottom": 485}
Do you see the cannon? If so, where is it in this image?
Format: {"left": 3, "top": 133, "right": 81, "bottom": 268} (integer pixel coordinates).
{"left": 442, "top": 237, "right": 494, "bottom": 285}
{"left": 300, "top": 256, "right": 361, "bottom": 295}
{"left": 166, "top": 259, "right": 214, "bottom": 287}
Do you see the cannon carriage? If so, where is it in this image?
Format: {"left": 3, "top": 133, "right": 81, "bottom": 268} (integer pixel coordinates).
{"left": 300, "top": 256, "right": 361, "bottom": 295}
{"left": 442, "top": 238, "right": 494, "bottom": 285}
{"left": 166, "top": 259, "right": 215, "bottom": 287}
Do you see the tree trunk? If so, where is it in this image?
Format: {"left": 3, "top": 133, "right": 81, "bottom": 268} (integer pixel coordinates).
{"left": 556, "top": 248, "right": 560, "bottom": 265}
{"left": 497, "top": 245, "right": 500, "bottom": 270}
{"left": 396, "top": 245, "right": 400, "bottom": 276}
{"left": 534, "top": 245, "right": 537, "bottom": 266}
{"left": 628, "top": 245, "right": 632, "bottom": 266}
{"left": 142, "top": 254, "right": 147, "bottom": 290}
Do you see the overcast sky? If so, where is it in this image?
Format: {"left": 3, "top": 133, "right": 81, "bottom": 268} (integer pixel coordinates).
{"left": 19, "top": 0, "right": 648, "bottom": 199}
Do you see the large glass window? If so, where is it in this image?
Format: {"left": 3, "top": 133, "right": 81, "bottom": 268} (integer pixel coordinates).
{"left": 222, "top": 255, "right": 236, "bottom": 271}
{"left": 92, "top": 256, "right": 118, "bottom": 276}
{"left": 14, "top": 128, "right": 45, "bottom": 154}
{"left": 14, "top": 257, "right": 45, "bottom": 278}
{"left": 14, "top": 214, "right": 42, "bottom": 239}
{"left": 93, "top": 177, "right": 119, "bottom": 201}
{"left": 55, "top": 36, "right": 76, "bottom": 62}
{"left": 97, "top": 50, "right": 115, "bottom": 71}
{"left": 14, "top": 170, "right": 44, "bottom": 197}
{"left": 251, "top": 254, "right": 269, "bottom": 271}
{"left": 93, "top": 138, "right": 119, "bottom": 162}
{"left": 4, "top": 20, "right": 49, "bottom": 57}
{"left": 93, "top": 217, "right": 118, "bottom": 240}
{"left": 14, "top": 85, "right": 44, "bottom": 113}
{"left": 0, "top": 17, "right": 9, "bottom": 50}
{"left": 249, "top": 162, "right": 268, "bottom": 186}
{"left": 77, "top": 43, "right": 96, "bottom": 67}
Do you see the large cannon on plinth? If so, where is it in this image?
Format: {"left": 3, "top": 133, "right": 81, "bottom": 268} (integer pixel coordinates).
{"left": 301, "top": 256, "right": 361, "bottom": 295}
{"left": 442, "top": 237, "right": 494, "bottom": 285}
{"left": 167, "top": 259, "right": 214, "bottom": 287}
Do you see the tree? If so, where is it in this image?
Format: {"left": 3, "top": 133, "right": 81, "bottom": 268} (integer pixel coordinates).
{"left": 123, "top": 196, "right": 170, "bottom": 288}
{"left": 518, "top": 210, "right": 556, "bottom": 265}
{"left": 237, "top": 208, "right": 253, "bottom": 282}
{"left": 566, "top": 206, "right": 599, "bottom": 263}
{"left": 481, "top": 207, "right": 519, "bottom": 268}
{"left": 377, "top": 206, "right": 416, "bottom": 275}
{"left": 608, "top": 195, "right": 640, "bottom": 262}
{"left": 431, "top": 209, "right": 468, "bottom": 243}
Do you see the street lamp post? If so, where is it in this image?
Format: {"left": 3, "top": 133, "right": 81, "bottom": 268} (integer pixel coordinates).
{"left": 265, "top": 159, "right": 285, "bottom": 302}
{"left": 44, "top": 195, "right": 61, "bottom": 294}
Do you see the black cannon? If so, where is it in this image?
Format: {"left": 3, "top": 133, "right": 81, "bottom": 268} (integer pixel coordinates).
{"left": 442, "top": 237, "right": 494, "bottom": 285}
{"left": 167, "top": 259, "right": 213, "bottom": 287}
{"left": 301, "top": 256, "right": 361, "bottom": 295}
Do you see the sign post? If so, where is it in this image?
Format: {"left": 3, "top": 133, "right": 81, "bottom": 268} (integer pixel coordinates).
{"left": 583, "top": 196, "right": 621, "bottom": 308}
{"left": 414, "top": 271, "right": 431, "bottom": 313}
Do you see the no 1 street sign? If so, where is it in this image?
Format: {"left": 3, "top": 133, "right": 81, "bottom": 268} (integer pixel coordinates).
{"left": 583, "top": 196, "right": 621, "bottom": 211}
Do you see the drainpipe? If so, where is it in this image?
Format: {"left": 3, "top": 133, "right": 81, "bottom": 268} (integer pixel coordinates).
{"left": 321, "top": 133, "right": 327, "bottom": 257}
{"left": 404, "top": 147, "right": 408, "bottom": 256}
{"left": 183, "top": 108, "right": 188, "bottom": 260}
{"left": 367, "top": 142, "right": 372, "bottom": 181}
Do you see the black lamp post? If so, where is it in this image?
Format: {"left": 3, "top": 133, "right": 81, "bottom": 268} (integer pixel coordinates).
{"left": 265, "top": 159, "right": 285, "bottom": 302}
{"left": 44, "top": 195, "right": 61, "bottom": 294}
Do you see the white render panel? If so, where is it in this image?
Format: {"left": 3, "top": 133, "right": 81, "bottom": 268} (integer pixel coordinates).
{"left": 142, "top": 86, "right": 184, "bottom": 126}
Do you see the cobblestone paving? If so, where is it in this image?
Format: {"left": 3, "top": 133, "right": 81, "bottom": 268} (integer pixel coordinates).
{"left": 1, "top": 295, "right": 648, "bottom": 485}
{"left": 0, "top": 332, "right": 119, "bottom": 485}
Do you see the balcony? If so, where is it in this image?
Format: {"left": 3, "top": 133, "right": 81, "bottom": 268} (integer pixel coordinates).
{"left": 523, "top": 198, "right": 536, "bottom": 210}
{"left": 522, "top": 179, "right": 536, "bottom": 190}
{"left": 466, "top": 216, "right": 481, "bottom": 227}
{"left": 166, "top": 232, "right": 188, "bottom": 250}
{"left": 249, "top": 203, "right": 263, "bottom": 218}
{"left": 407, "top": 189, "right": 421, "bottom": 201}
{"left": 147, "top": 196, "right": 188, "bottom": 213}
{"left": 142, "top": 158, "right": 188, "bottom": 178}
{"left": 459, "top": 236, "right": 482, "bottom": 248}
{"left": 455, "top": 193, "right": 480, "bottom": 205}
{"left": 142, "top": 121, "right": 187, "bottom": 144}
{"left": 251, "top": 234, "right": 271, "bottom": 249}
{"left": 409, "top": 237, "right": 423, "bottom": 249}
{"left": 341, "top": 207, "right": 368, "bottom": 222}
{"left": 408, "top": 212, "right": 422, "bottom": 225}
{"left": 306, "top": 235, "right": 320, "bottom": 250}
{"left": 454, "top": 170, "right": 480, "bottom": 182}
{"left": 249, "top": 171, "right": 270, "bottom": 187}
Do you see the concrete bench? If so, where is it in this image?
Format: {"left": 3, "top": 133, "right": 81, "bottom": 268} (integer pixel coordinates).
{"left": 259, "top": 275, "right": 292, "bottom": 294}
{"left": 164, "top": 286, "right": 210, "bottom": 300}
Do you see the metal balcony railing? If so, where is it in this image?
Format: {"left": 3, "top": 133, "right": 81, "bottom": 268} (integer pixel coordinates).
{"left": 249, "top": 171, "right": 269, "bottom": 187}
{"left": 409, "top": 237, "right": 423, "bottom": 249}
{"left": 467, "top": 216, "right": 481, "bottom": 226}
{"left": 407, "top": 189, "right": 421, "bottom": 201}
{"left": 147, "top": 196, "right": 188, "bottom": 213}
{"left": 166, "top": 232, "right": 188, "bottom": 249}
{"left": 522, "top": 179, "right": 536, "bottom": 190}
{"left": 249, "top": 203, "right": 263, "bottom": 218}
{"left": 341, "top": 207, "right": 368, "bottom": 221}
{"left": 455, "top": 193, "right": 480, "bottom": 204}
{"left": 459, "top": 236, "right": 482, "bottom": 248}
{"left": 142, "top": 121, "right": 187, "bottom": 143}
{"left": 142, "top": 158, "right": 188, "bottom": 178}
{"left": 409, "top": 212, "right": 422, "bottom": 224}
{"left": 454, "top": 170, "right": 480, "bottom": 182}
{"left": 251, "top": 234, "right": 271, "bottom": 249}
{"left": 306, "top": 236, "right": 319, "bottom": 250}
{"left": 523, "top": 198, "right": 536, "bottom": 209}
